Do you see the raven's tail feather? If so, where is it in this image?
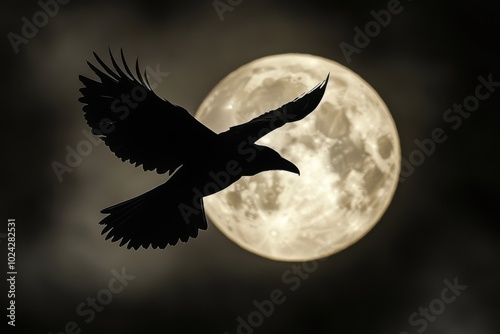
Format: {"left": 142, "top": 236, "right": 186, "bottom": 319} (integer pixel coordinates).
{"left": 98, "top": 180, "right": 207, "bottom": 249}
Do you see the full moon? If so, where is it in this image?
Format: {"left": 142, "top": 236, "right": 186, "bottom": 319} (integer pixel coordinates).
{"left": 195, "top": 54, "right": 400, "bottom": 262}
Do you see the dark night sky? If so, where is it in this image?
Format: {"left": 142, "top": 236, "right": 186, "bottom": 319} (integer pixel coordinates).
{"left": 2, "top": 1, "right": 499, "bottom": 333}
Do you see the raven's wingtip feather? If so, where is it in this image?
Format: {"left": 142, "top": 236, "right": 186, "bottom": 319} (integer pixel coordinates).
{"left": 316, "top": 73, "right": 329, "bottom": 94}
{"left": 322, "top": 73, "right": 330, "bottom": 88}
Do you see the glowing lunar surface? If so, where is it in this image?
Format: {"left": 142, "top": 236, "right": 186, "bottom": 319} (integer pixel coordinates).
{"left": 196, "top": 54, "right": 400, "bottom": 261}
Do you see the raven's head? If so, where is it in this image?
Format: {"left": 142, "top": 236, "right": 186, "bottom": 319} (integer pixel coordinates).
{"left": 243, "top": 145, "right": 300, "bottom": 176}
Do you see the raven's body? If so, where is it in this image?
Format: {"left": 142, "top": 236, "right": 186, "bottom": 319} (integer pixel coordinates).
{"left": 79, "top": 50, "right": 328, "bottom": 249}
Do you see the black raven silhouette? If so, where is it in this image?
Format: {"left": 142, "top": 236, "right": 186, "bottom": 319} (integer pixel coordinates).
{"left": 79, "top": 50, "right": 328, "bottom": 249}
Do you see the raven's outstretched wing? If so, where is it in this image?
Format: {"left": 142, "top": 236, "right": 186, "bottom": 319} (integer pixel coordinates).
{"left": 79, "top": 49, "right": 218, "bottom": 174}
{"left": 97, "top": 168, "right": 208, "bottom": 250}
{"left": 220, "top": 74, "right": 329, "bottom": 143}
